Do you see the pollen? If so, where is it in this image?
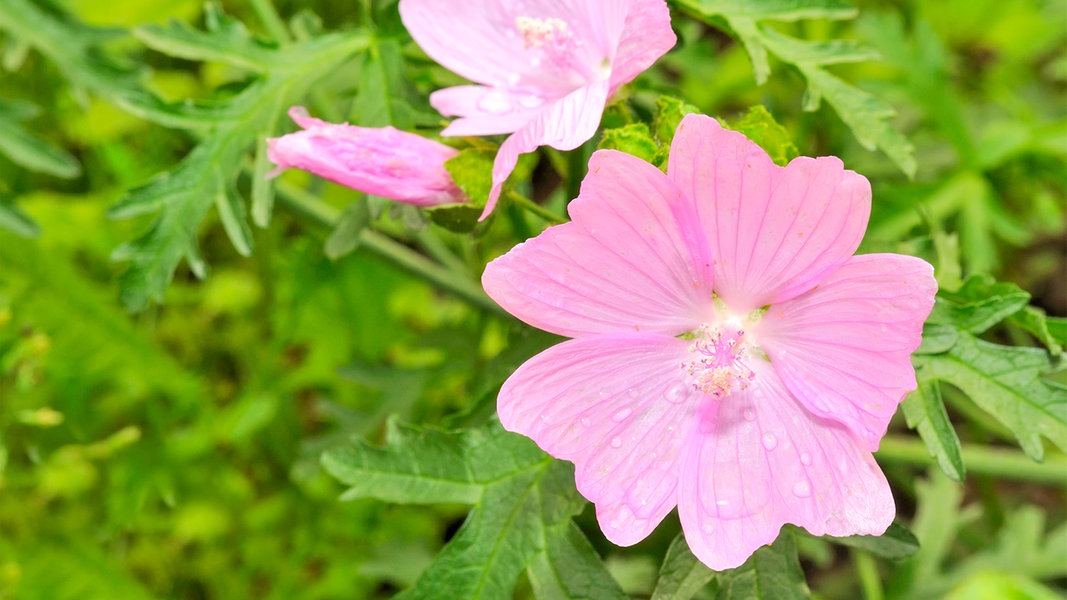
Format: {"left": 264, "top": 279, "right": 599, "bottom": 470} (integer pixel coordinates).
{"left": 682, "top": 323, "right": 757, "bottom": 399}
{"left": 515, "top": 16, "right": 571, "bottom": 48}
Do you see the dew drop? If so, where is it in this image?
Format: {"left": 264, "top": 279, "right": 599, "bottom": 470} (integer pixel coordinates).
{"left": 610, "top": 436, "right": 623, "bottom": 449}
{"left": 627, "top": 387, "right": 640, "bottom": 399}
{"left": 792, "top": 480, "right": 812, "bottom": 498}
{"left": 518, "top": 93, "right": 543, "bottom": 108}
{"left": 612, "top": 408, "right": 632, "bottom": 422}
{"left": 666, "top": 384, "right": 686, "bottom": 404}
{"left": 743, "top": 409, "right": 756, "bottom": 422}
{"left": 597, "top": 389, "right": 610, "bottom": 399}
{"left": 701, "top": 524, "right": 714, "bottom": 534}
{"left": 761, "top": 433, "right": 778, "bottom": 451}
{"left": 579, "top": 417, "right": 591, "bottom": 428}
{"left": 506, "top": 73, "right": 521, "bottom": 86}
{"left": 476, "top": 90, "right": 512, "bottom": 114}
{"left": 800, "top": 452, "right": 812, "bottom": 466}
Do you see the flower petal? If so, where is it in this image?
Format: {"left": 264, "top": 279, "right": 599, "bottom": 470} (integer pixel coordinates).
{"left": 667, "top": 114, "right": 872, "bottom": 310}
{"left": 431, "top": 85, "right": 546, "bottom": 136}
{"left": 267, "top": 107, "right": 466, "bottom": 206}
{"left": 757, "top": 254, "right": 937, "bottom": 450}
{"left": 483, "top": 148, "right": 714, "bottom": 337}
{"left": 482, "top": 80, "right": 609, "bottom": 218}
{"left": 677, "top": 361, "right": 894, "bottom": 571}
{"left": 609, "top": 0, "right": 676, "bottom": 90}
{"left": 498, "top": 334, "right": 700, "bottom": 545}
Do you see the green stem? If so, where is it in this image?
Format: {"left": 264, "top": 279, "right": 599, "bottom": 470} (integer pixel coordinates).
{"left": 249, "top": 0, "right": 291, "bottom": 43}
{"left": 273, "top": 181, "right": 506, "bottom": 316}
{"left": 852, "top": 549, "right": 884, "bottom": 600}
{"left": 505, "top": 190, "right": 566, "bottom": 225}
{"left": 877, "top": 436, "right": 1067, "bottom": 485}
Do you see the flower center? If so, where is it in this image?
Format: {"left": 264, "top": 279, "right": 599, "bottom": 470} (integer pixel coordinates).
{"left": 682, "top": 323, "right": 756, "bottom": 399}
{"left": 515, "top": 16, "right": 578, "bottom": 72}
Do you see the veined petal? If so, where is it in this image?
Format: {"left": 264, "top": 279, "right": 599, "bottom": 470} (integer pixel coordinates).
{"left": 267, "top": 107, "right": 466, "bottom": 207}
{"left": 482, "top": 80, "right": 610, "bottom": 218}
{"left": 498, "top": 334, "right": 700, "bottom": 545}
{"left": 431, "top": 85, "right": 546, "bottom": 136}
{"left": 483, "top": 149, "right": 713, "bottom": 337}
{"left": 667, "top": 114, "right": 871, "bottom": 311}
{"left": 758, "top": 254, "right": 937, "bottom": 450}
{"left": 677, "top": 361, "right": 894, "bottom": 571}
{"left": 609, "top": 0, "right": 677, "bottom": 91}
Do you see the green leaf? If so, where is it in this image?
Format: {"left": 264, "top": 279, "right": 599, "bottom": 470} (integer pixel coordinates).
{"left": 350, "top": 36, "right": 413, "bottom": 129}
{"left": 321, "top": 420, "right": 546, "bottom": 505}
{"left": 0, "top": 99, "right": 81, "bottom": 178}
{"left": 918, "top": 332, "right": 1067, "bottom": 461}
{"left": 0, "top": 200, "right": 40, "bottom": 238}
{"left": 901, "top": 374, "right": 966, "bottom": 481}
{"left": 528, "top": 522, "right": 627, "bottom": 600}
{"left": 724, "top": 105, "right": 799, "bottom": 166}
{"left": 934, "top": 274, "right": 1032, "bottom": 334}
{"left": 426, "top": 204, "right": 484, "bottom": 234}
{"left": 132, "top": 2, "right": 277, "bottom": 72}
{"left": 444, "top": 149, "right": 494, "bottom": 209}
{"left": 676, "top": 0, "right": 916, "bottom": 177}
{"left": 324, "top": 202, "right": 372, "bottom": 260}
{"left": 214, "top": 178, "right": 254, "bottom": 257}
{"left": 106, "top": 14, "right": 368, "bottom": 310}
{"left": 598, "top": 123, "right": 661, "bottom": 164}
{"left": 652, "top": 95, "right": 700, "bottom": 146}
{"left": 715, "top": 530, "right": 810, "bottom": 599}
{"left": 651, "top": 533, "right": 716, "bottom": 600}
{"left": 831, "top": 522, "right": 921, "bottom": 560}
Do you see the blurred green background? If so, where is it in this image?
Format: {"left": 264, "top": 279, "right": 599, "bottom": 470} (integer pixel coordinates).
{"left": 0, "top": 0, "right": 1063, "bottom": 598}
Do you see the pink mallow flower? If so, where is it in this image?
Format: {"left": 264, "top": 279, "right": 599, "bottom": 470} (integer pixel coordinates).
{"left": 267, "top": 106, "right": 467, "bottom": 207}
{"left": 399, "top": 0, "right": 676, "bottom": 218}
{"left": 482, "top": 114, "right": 937, "bottom": 570}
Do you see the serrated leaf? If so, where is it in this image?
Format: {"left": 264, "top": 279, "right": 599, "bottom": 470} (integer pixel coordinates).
{"left": 680, "top": 0, "right": 857, "bottom": 21}
{"left": 725, "top": 105, "right": 799, "bottom": 166}
{"left": 715, "top": 530, "right": 810, "bottom": 600}
{"left": 831, "top": 522, "right": 921, "bottom": 560}
{"left": 0, "top": 100, "right": 81, "bottom": 178}
{"left": 652, "top": 95, "right": 700, "bottom": 146}
{"left": 651, "top": 533, "right": 716, "bottom": 600}
{"left": 214, "top": 179, "right": 253, "bottom": 257}
{"left": 933, "top": 274, "right": 1032, "bottom": 334}
{"left": 528, "top": 522, "right": 627, "bottom": 600}
{"left": 350, "top": 36, "right": 412, "bottom": 129}
{"left": 598, "top": 123, "right": 660, "bottom": 164}
{"left": 444, "top": 149, "right": 494, "bottom": 209}
{"left": 324, "top": 202, "right": 371, "bottom": 259}
{"left": 902, "top": 374, "right": 965, "bottom": 481}
{"left": 918, "top": 332, "right": 1067, "bottom": 460}
{"left": 1010, "top": 307, "right": 1062, "bottom": 357}
{"left": 321, "top": 421, "right": 546, "bottom": 505}
{"left": 133, "top": 2, "right": 277, "bottom": 72}
{"left": 398, "top": 460, "right": 584, "bottom": 599}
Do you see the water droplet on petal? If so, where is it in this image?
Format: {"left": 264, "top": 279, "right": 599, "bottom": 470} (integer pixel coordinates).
{"left": 792, "top": 480, "right": 811, "bottom": 498}
{"left": 477, "top": 90, "right": 512, "bottom": 114}
{"left": 701, "top": 523, "right": 714, "bottom": 534}
{"left": 579, "top": 417, "right": 591, "bottom": 428}
{"left": 666, "top": 384, "right": 686, "bottom": 403}
{"left": 612, "top": 408, "right": 632, "bottom": 422}
{"left": 627, "top": 387, "right": 640, "bottom": 398}
{"left": 610, "top": 436, "right": 623, "bottom": 449}
{"left": 800, "top": 452, "right": 812, "bottom": 466}
{"left": 597, "top": 389, "right": 610, "bottom": 399}
{"left": 743, "top": 409, "right": 756, "bottom": 422}
{"left": 518, "top": 93, "right": 543, "bottom": 108}
{"left": 761, "top": 433, "right": 778, "bottom": 451}
{"left": 506, "top": 73, "right": 520, "bottom": 86}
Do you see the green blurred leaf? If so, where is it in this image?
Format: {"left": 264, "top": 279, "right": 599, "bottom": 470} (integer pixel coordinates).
{"left": 133, "top": 2, "right": 277, "bottom": 72}
{"left": 324, "top": 202, "right": 372, "bottom": 259}
{"left": 651, "top": 533, "right": 716, "bottom": 600}
{"left": 0, "top": 200, "right": 40, "bottom": 238}
{"left": 10, "top": 544, "right": 155, "bottom": 600}
{"left": 725, "top": 105, "right": 799, "bottom": 166}
{"left": 426, "top": 203, "right": 483, "bottom": 234}
{"left": 528, "top": 522, "right": 627, "bottom": 600}
{"left": 832, "top": 522, "right": 921, "bottom": 560}
{"left": 902, "top": 374, "right": 965, "bottom": 481}
{"left": 0, "top": 99, "right": 81, "bottom": 178}
{"left": 682, "top": 0, "right": 856, "bottom": 21}
{"left": 918, "top": 333, "right": 1067, "bottom": 461}
{"left": 715, "top": 530, "right": 810, "bottom": 599}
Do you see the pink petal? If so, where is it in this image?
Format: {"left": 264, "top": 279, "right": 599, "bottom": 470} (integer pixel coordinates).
{"left": 667, "top": 114, "right": 872, "bottom": 311}
{"left": 498, "top": 334, "right": 700, "bottom": 545}
{"left": 757, "top": 254, "right": 937, "bottom": 450}
{"left": 677, "top": 361, "right": 894, "bottom": 571}
{"left": 482, "top": 80, "right": 610, "bottom": 218}
{"left": 482, "top": 148, "right": 713, "bottom": 337}
{"left": 430, "top": 85, "right": 547, "bottom": 136}
{"left": 608, "top": 0, "right": 677, "bottom": 91}
{"left": 267, "top": 107, "right": 466, "bottom": 207}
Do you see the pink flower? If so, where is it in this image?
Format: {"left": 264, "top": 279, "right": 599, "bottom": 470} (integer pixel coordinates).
{"left": 482, "top": 114, "right": 937, "bottom": 570}
{"left": 399, "top": 0, "right": 676, "bottom": 218}
{"left": 267, "top": 107, "right": 467, "bottom": 207}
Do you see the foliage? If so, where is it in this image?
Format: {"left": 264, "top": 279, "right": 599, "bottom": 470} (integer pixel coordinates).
{"left": 0, "top": 0, "right": 1063, "bottom": 598}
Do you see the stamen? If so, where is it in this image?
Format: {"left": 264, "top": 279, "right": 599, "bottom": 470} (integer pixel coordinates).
{"left": 514, "top": 16, "right": 579, "bottom": 73}
{"left": 681, "top": 323, "right": 757, "bottom": 399}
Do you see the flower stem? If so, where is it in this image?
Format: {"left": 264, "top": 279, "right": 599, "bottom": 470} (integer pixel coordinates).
{"left": 505, "top": 190, "right": 566, "bottom": 225}
{"left": 877, "top": 436, "right": 1067, "bottom": 485}
{"left": 273, "top": 181, "right": 506, "bottom": 316}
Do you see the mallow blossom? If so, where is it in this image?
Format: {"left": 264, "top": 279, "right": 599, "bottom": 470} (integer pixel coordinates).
{"left": 267, "top": 106, "right": 467, "bottom": 207}
{"left": 482, "top": 114, "right": 937, "bottom": 570}
{"left": 398, "top": 0, "right": 676, "bottom": 218}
